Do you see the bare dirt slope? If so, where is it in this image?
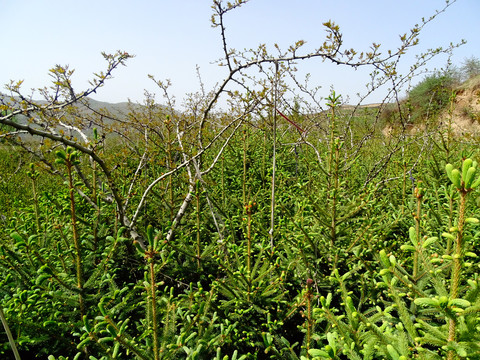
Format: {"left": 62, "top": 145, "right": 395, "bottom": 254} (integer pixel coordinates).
{"left": 446, "top": 75, "right": 480, "bottom": 136}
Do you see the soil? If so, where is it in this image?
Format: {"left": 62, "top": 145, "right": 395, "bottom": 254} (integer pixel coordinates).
{"left": 446, "top": 77, "right": 480, "bottom": 136}
{"left": 382, "top": 75, "right": 480, "bottom": 137}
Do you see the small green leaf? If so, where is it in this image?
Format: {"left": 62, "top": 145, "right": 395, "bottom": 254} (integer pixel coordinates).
{"left": 389, "top": 254, "right": 397, "bottom": 266}
{"left": 409, "top": 227, "right": 417, "bottom": 246}
{"left": 470, "top": 175, "right": 480, "bottom": 189}
{"left": 326, "top": 332, "right": 337, "bottom": 353}
{"left": 308, "top": 349, "right": 329, "bottom": 357}
{"left": 465, "top": 166, "right": 476, "bottom": 189}
{"left": 387, "top": 344, "right": 400, "bottom": 360}
{"left": 76, "top": 337, "right": 91, "bottom": 349}
{"left": 98, "top": 336, "right": 115, "bottom": 343}
{"left": 414, "top": 297, "right": 439, "bottom": 307}
{"left": 400, "top": 244, "right": 416, "bottom": 251}
{"left": 112, "top": 343, "right": 120, "bottom": 358}
{"left": 117, "top": 227, "right": 126, "bottom": 239}
{"left": 462, "top": 158, "right": 473, "bottom": 182}
{"left": 83, "top": 315, "right": 91, "bottom": 333}
{"left": 55, "top": 150, "right": 67, "bottom": 160}
{"left": 133, "top": 240, "right": 145, "bottom": 255}
{"left": 442, "top": 232, "right": 455, "bottom": 240}
{"left": 106, "top": 324, "right": 116, "bottom": 337}
{"left": 422, "top": 237, "right": 438, "bottom": 248}
{"left": 36, "top": 274, "right": 50, "bottom": 286}
{"left": 118, "top": 318, "right": 129, "bottom": 335}
{"left": 448, "top": 299, "right": 471, "bottom": 308}
{"left": 379, "top": 250, "right": 390, "bottom": 268}
{"left": 438, "top": 296, "right": 449, "bottom": 308}
{"left": 38, "top": 264, "right": 53, "bottom": 275}
{"left": 98, "top": 301, "right": 107, "bottom": 316}
{"left": 451, "top": 169, "right": 462, "bottom": 189}
{"left": 147, "top": 225, "right": 155, "bottom": 248}
{"left": 326, "top": 293, "right": 332, "bottom": 307}
{"left": 446, "top": 163, "right": 454, "bottom": 181}
{"left": 10, "top": 232, "right": 24, "bottom": 243}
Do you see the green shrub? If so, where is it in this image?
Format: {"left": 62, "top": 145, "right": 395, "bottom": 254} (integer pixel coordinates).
{"left": 408, "top": 72, "right": 457, "bottom": 122}
{"left": 461, "top": 56, "right": 480, "bottom": 81}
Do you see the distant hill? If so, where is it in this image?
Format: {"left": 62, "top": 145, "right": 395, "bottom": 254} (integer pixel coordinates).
{"left": 0, "top": 95, "right": 157, "bottom": 118}
{"left": 0, "top": 95, "right": 167, "bottom": 142}
{"left": 76, "top": 98, "right": 144, "bottom": 118}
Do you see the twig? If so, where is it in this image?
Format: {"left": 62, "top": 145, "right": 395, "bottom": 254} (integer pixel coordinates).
{"left": 0, "top": 307, "right": 21, "bottom": 360}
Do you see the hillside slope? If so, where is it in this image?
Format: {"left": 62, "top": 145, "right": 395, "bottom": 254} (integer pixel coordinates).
{"left": 447, "top": 75, "right": 480, "bottom": 136}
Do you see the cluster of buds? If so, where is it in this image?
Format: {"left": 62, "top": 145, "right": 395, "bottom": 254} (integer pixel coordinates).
{"left": 244, "top": 201, "right": 257, "bottom": 215}
{"left": 414, "top": 180, "right": 425, "bottom": 199}
{"left": 446, "top": 158, "right": 480, "bottom": 191}
{"left": 306, "top": 278, "right": 314, "bottom": 290}
{"left": 27, "top": 163, "right": 39, "bottom": 180}
{"left": 55, "top": 146, "right": 81, "bottom": 166}
{"left": 164, "top": 115, "right": 172, "bottom": 129}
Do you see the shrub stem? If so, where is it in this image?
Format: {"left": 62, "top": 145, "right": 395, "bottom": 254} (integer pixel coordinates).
{"left": 447, "top": 188, "right": 467, "bottom": 360}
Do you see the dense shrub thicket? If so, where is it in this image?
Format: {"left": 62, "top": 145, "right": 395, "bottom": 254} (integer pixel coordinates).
{"left": 1, "top": 82, "right": 480, "bottom": 359}
{"left": 408, "top": 72, "right": 458, "bottom": 122}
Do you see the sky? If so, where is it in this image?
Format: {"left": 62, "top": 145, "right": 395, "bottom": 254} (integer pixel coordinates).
{"left": 1, "top": 0, "right": 479, "bottom": 108}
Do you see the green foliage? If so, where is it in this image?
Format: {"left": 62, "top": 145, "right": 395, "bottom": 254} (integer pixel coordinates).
{"left": 461, "top": 56, "right": 480, "bottom": 80}
{"left": 408, "top": 71, "right": 457, "bottom": 122}
{"left": 308, "top": 159, "right": 480, "bottom": 360}
{"left": 2, "top": 99, "right": 480, "bottom": 359}
{"left": 0, "top": 2, "right": 477, "bottom": 359}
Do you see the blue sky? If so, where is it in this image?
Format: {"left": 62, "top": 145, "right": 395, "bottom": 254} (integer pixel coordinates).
{"left": 2, "top": 0, "right": 479, "bottom": 107}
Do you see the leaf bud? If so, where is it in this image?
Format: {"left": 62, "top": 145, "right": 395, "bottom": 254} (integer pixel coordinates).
{"left": 451, "top": 169, "right": 462, "bottom": 189}
{"left": 389, "top": 254, "right": 397, "bottom": 266}
{"left": 55, "top": 150, "right": 67, "bottom": 160}
{"left": 471, "top": 175, "right": 480, "bottom": 189}
{"left": 462, "top": 158, "right": 473, "bottom": 181}
{"left": 446, "top": 163, "right": 454, "bottom": 181}
{"left": 146, "top": 225, "right": 155, "bottom": 248}
{"left": 409, "top": 226, "right": 417, "bottom": 246}
{"left": 133, "top": 240, "right": 145, "bottom": 256}
{"left": 466, "top": 217, "right": 480, "bottom": 224}
{"left": 379, "top": 250, "right": 390, "bottom": 268}
{"left": 465, "top": 166, "right": 477, "bottom": 189}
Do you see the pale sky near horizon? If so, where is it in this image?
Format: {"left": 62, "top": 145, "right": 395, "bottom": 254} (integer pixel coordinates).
{"left": 2, "top": 0, "right": 479, "bottom": 109}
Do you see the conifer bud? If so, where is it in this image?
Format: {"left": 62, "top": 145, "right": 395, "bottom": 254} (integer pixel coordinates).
{"left": 462, "top": 158, "right": 473, "bottom": 182}
{"left": 379, "top": 250, "right": 390, "bottom": 268}
{"left": 147, "top": 224, "right": 155, "bottom": 248}
{"left": 133, "top": 240, "right": 145, "bottom": 256}
{"left": 409, "top": 227, "right": 417, "bottom": 246}
{"left": 471, "top": 175, "right": 480, "bottom": 189}
{"left": 451, "top": 169, "right": 462, "bottom": 189}
{"left": 446, "top": 163, "right": 454, "bottom": 182}
{"left": 465, "top": 166, "right": 476, "bottom": 189}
